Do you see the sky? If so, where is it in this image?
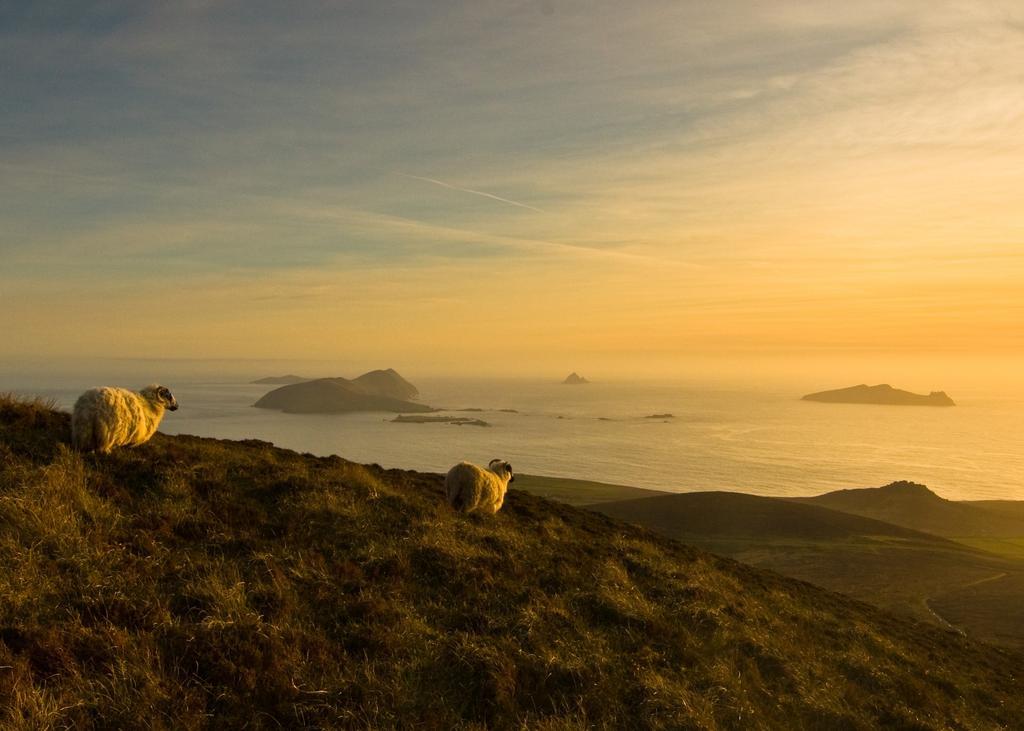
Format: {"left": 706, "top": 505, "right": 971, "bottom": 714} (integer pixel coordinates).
{"left": 2, "top": 1, "right": 1022, "bottom": 377}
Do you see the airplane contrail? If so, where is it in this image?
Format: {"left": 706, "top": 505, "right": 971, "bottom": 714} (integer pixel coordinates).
{"left": 397, "top": 172, "right": 545, "bottom": 213}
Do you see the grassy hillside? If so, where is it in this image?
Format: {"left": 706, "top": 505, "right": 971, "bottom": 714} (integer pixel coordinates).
{"left": 594, "top": 491, "right": 1024, "bottom": 648}
{"left": 3, "top": 395, "right": 1024, "bottom": 729}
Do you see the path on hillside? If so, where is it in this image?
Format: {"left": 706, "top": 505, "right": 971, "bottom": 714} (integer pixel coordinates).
{"left": 922, "top": 598, "right": 965, "bottom": 635}
{"left": 958, "top": 571, "right": 1009, "bottom": 589}
{"left": 923, "top": 571, "right": 1013, "bottom": 636}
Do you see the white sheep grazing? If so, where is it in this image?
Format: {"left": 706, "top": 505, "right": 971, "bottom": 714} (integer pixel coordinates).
{"left": 445, "top": 459, "right": 514, "bottom": 515}
{"left": 71, "top": 384, "right": 179, "bottom": 454}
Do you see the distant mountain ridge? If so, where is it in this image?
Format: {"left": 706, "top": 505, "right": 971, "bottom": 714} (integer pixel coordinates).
{"left": 802, "top": 383, "right": 955, "bottom": 406}
{"left": 793, "top": 481, "right": 1024, "bottom": 537}
{"left": 254, "top": 369, "right": 429, "bottom": 414}
{"left": 594, "top": 489, "right": 960, "bottom": 544}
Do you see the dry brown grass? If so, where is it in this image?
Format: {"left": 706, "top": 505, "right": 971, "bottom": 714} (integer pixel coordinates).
{"left": 1, "top": 393, "right": 1023, "bottom": 729}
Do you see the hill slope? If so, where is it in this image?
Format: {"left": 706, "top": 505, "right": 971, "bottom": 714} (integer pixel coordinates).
{"left": 2, "top": 396, "right": 1023, "bottom": 729}
{"left": 593, "top": 490, "right": 1024, "bottom": 646}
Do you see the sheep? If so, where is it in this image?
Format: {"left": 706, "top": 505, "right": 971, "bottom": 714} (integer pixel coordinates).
{"left": 445, "top": 458, "right": 514, "bottom": 515}
{"left": 71, "top": 384, "right": 179, "bottom": 453}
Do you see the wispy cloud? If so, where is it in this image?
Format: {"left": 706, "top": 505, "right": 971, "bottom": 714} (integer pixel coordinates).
{"left": 277, "top": 200, "right": 663, "bottom": 265}
{"left": 0, "top": 162, "right": 124, "bottom": 185}
{"left": 2, "top": 1, "right": 1023, "bottom": 364}
{"left": 395, "top": 172, "right": 545, "bottom": 213}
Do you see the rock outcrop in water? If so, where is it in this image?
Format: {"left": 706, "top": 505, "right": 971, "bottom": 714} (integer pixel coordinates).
{"left": 391, "top": 415, "right": 490, "bottom": 427}
{"left": 562, "top": 372, "right": 589, "bottom": 385}
{"left": 802, "top": 384, "right": 955, "bottom": 407}
{"left": 254, "top": 369, "right": 430, "bottom": 414}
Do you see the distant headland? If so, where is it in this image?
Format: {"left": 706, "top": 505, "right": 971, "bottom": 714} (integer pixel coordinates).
{"left": 254, "top": 369, "right": 430, "bottom": 414}
{"left": 562, "top": 372, "right": 589, "bottom": 385}
{"left": 251, "top": 374, "right": 310, "bottom": 385}
{"left": 802, "top": 384, "right": 955, "bottom": 407}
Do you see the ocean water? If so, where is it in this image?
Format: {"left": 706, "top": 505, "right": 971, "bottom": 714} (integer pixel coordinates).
{"left": 8, "top": 372, "right": 1024, "bottom": 501}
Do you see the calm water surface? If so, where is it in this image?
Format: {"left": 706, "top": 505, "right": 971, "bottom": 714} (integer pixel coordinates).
{"left": 10, "top": 374, "right": 1023, "bottom": 501}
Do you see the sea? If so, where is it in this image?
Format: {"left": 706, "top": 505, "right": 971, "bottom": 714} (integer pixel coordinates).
{"left": 5, "top": 363, "right": 1023, "bottom": 501}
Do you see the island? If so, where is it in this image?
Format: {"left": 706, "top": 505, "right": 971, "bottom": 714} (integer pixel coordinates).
{"left": 254, "top": 369, "right": 431, "bottom": 414}
{"left": 391, "top": 415, "right": 490, "bottom": 427}
{"left": 563, "top": 372, "right": 589, "bottom": 385}
{"left": 251, "top": 374, "right": 310, "bottom": 385}
{"left": 801, "top": 384, "right": 955, "bottom": 407}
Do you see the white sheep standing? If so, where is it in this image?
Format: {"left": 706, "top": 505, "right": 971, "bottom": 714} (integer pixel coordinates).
{"left": 71, "top": 384, "right": 179, "bottom": 454}
{"left": 445, "top": 459, "right": 514, "bottom": 515}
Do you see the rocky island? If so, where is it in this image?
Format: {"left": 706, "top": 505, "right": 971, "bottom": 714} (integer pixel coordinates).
{"left": 562, "top": 372, "right": 589, "bottom": 385}
{"left": 802, "top": 384, "right": 955, "bottom": 407}
{"left": 254, "top": 368, "right": 431, "bottom": 414}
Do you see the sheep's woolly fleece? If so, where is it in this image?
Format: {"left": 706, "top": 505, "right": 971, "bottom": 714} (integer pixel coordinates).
{"left": 71, "top": 385, "right": 178, "bottom": 454}
{"left": 445, "top": 459, "right": 514, "bottom": 515}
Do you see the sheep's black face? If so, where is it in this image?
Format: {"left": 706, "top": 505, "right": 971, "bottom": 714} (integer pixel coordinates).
{"left": 157, "top": 386, "right": 179, "bottom": 411}
{"left": 490, "top": 459, "right": 514, "bottom": 482}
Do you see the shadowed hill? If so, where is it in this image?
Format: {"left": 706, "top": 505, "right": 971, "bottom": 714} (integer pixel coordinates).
{"left": 963, "top": 500, "right": 1024, "bottom": 522}
{"left": 593, "top": 490, "right": 965, "bottom": 544}
{"left": 2, "top": 395, "right": 1024, "bottom": 729}
{"left": 793, "top": 481, "right": 1024, "bottom": 538}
